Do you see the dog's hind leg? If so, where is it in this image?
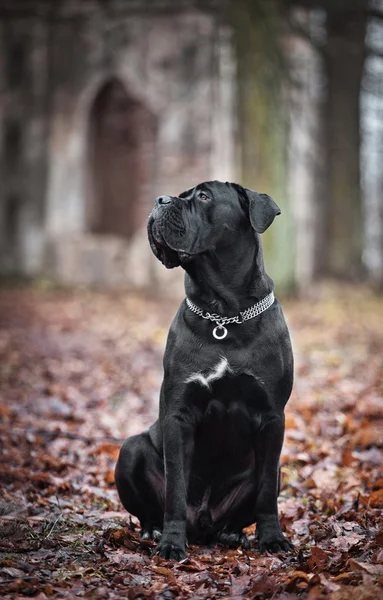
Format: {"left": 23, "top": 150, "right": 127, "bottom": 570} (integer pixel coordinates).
{"left": 115, "top": 431, "right": 164, "bottom": 540}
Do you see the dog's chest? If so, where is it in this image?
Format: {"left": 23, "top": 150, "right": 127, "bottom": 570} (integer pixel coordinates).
{"left": 185, "top": 357, "right": 232, "bottom": 390}
{"left": 185, "top": 356, "right": 269, "bottom": 411}
{"left": 185, "top": 357, "right": 272, "bottom": 461}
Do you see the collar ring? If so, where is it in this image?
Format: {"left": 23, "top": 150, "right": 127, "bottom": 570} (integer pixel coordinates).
{"left": 213, "top": 324, "right": 228, "bottom": 340}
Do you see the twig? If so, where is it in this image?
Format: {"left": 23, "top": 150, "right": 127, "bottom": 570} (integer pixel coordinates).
{"left": 45, "top": 513, "right": 64, "bottom": 539}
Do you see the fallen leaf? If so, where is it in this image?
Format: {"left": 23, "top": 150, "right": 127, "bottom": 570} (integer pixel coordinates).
{"left": 348, "top": 559, "right": 383, "bottom": 577}
{"left": 370, "top": 489, "right": 383, "bottom": 508}
{"left": 329, "top": 585, "right": 383, "bottom": 600}
{"left": 307, "top": 546, "right": 330, "bottom": 571}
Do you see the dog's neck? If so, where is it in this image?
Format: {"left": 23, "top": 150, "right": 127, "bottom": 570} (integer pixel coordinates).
{"left": 183, "top": 231, "right": 273, "bottom": 316}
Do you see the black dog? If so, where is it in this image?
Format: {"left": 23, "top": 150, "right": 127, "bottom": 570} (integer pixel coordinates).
{"left": 115, "top": 181, "right": 294, "bottom": 560}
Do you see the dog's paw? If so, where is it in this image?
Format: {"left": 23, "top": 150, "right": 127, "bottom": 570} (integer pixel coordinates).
{"left": 140, "top": 526, "right": 162, "bottom": 542}
{"left": 258, "top": 532, "right": 294, "bottom": 554}
{"left": 153, "top": 539, "right": 187, "bottom": 561}
{"left": 216, "top": 531, "right": 250, "bottom": 550}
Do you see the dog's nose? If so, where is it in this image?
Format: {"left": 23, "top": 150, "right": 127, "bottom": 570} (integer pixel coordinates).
{"left": 157, "top": 195, "right": 172, "bottom": 205}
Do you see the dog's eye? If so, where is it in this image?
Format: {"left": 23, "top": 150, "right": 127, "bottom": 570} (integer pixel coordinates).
{"left": 198, "top": 192, "right": 210, "bottom": 201}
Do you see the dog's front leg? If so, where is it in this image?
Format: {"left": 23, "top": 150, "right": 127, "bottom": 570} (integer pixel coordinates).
{"left": 155, "top": 414, "right": 194, "bottom": 560}
{"left": 255, "top": 413, "right": 294, "bottom": 553}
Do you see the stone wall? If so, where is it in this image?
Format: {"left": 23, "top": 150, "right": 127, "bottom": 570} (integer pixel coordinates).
{"left": 0, "top": 5, "right": 51, "bottom": 275}
{"left": 0, "top": 0, "right": 236, "bottom": 290}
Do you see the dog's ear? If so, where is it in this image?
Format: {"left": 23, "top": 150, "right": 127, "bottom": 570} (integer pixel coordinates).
{"left": 244, "top": 188, "right": 281, "bottom": 234}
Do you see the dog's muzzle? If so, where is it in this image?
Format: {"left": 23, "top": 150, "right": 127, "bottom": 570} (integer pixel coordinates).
{"left": 148, "top": 197, "right": 195, "bottom": 268}
{"left": 147, "top": 215, "right": 180, "bottom": 269}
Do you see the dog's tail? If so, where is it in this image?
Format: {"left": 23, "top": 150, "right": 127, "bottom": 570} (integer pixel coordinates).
{"left": 197, "top": 509, "right": 213, "bottom": 530}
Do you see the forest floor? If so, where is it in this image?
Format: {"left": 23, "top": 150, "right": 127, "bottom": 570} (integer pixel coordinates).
{"left": 0, "top": 284, "right": 382, "bottom": 600}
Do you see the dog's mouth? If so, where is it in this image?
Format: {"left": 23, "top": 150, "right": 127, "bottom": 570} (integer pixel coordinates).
{"left": 147, "top": 216, "right": 181, "bottom": 269}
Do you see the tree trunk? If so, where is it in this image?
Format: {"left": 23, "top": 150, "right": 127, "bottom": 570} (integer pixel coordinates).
{"left": 319, "top": 3, "right": 367, "bottom": 278}
{"left": 230, "top": 0, "right": 295, "bottom": 294}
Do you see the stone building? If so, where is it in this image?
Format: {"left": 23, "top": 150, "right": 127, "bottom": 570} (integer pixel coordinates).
{"left": 0, "top": 0, "right": 236, "bottom": 289}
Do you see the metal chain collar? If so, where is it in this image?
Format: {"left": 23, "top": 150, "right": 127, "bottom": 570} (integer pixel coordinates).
{"left": 185, "top": 291, "right": 275, "bottom": 340}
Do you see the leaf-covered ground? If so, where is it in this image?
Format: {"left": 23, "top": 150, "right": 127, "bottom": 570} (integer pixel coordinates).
{"left": 0, "top": 285, "right": 382, "bottom": 600}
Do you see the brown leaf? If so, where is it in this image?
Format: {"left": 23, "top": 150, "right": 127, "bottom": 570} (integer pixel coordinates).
{"left": 288, "top": 570, "right": 311, "bottom": 584}
{"left": 175, "top": 558, "right": 205, "bottom": 572}
{"left": 104, "top": 469, "right": 115, "bottom": 484}
{"left": 247, "top": 574, "right": 278, "bottom": 596}
{"left": 351, "top": 425, "right": 382, "bottom": 449}
{"left": 331, "top": 572, "right": 359, "bottom": 583}
{"left": 307, "top": 546, "right": 330, "bottom": 571}
{"left": 285, "top": 415, "right": 299, "bottom": 429}
{"left": 311, "top": 468, "right": 339, "bottom": 491}
{"left": 329, "top": 585, "right": 383, "bottom": 600}
{"left": 319, "top": 574, "right": 340, "bottom": 592}
{"left": 106, "top": 527, "right": 138, "bottom": 550}
{"left": 331, "top": 534, "right": 364, "bottom": 552}
{"left": 341, "top": 448, "right": 356, "bottom": 467}
{"left": 0, "top": 566, "right": 25, "bottom": 577}
{"left": 150, "top": 565, "right": 177, "bottom": 583}
{"left": 348, "top": 559, "right": 383, "bottom": 577}
{"left": 307, "top": 585, "right": 328, "bottom": 600}
{"left": 0, "top": 403, "right": 11, "bottom": 416}
{"left": 95, "top": 442, "right": 121, "bottom": 459}
{"left": 370, "top": 489, "right": 383, "bottom": 508}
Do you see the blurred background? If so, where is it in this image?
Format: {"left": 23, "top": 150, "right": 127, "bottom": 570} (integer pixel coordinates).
{"left": 0, "top": 0, "right": 382, "bottom": 294}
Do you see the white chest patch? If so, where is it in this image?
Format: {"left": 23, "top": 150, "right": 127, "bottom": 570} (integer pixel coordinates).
{"left": 185, "top": 357, "right": 232, "bottom": 390}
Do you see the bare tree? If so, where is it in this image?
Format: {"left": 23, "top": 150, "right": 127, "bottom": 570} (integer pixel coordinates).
{"left": 285, "top": 0, "right": 369, "bottom": 280}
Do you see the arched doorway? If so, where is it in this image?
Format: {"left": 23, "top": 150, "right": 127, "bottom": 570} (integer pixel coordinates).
{"left": 87, "top": 78, "right": 156, "bottom": 239}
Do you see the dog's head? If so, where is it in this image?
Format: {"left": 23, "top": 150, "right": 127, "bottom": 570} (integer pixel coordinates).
{"left": 147, "top": 181, "right": 280, "bottom": 268}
